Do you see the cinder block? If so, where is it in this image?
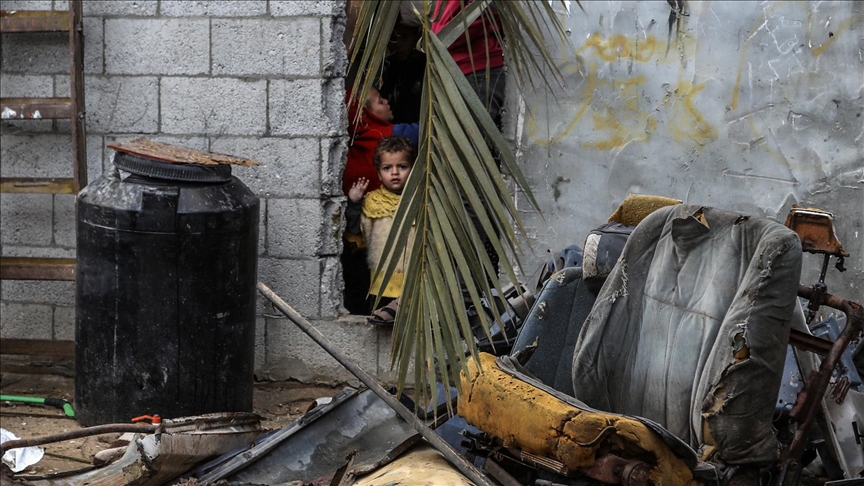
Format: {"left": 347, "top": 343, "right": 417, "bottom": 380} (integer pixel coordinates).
{"left": 266, "top": 198, "right": 323, "bottom": 258}
{"left": 53, "top": 306, "right": 75, "bottom": 341}
{"left": 161, "top": 1, "right": 266, "bottom": 17}
{"left": 376, "top": 327, "right": 416, "bottom": 387}
{"left": 319, "top": 255, "right": 343, "bottom": 319}
{"left": 0, "top": 194, "right": 53, "bottom": 245}
{"left": 320, "top": 197, "right": 343, "bottom": 257}
{"left": 105, "top": 19, "right": 209, "bottom": 75}
{"left": 161, "top": 77, "right": 267, "bottom": 135}
{"left": 212, "top": 18, "right": 320, "bottom": 77}
{"left": 0, "top": 303, "right": 53, "bottom": 340}
{"left": 5, "top": 1, "right": 52, "bottom": 10}
{"left": 270, "top": 1, "right": 339, "bottom": 17}
{"left": 83, "top": 17, "right": 104, "bottom": 74}
{"left": 80, "top": 0, "right": 158, "bottom": 16}
{"left": 0, "top": 18, "right": 102, "bottom": 74}
{"left": 53, "top": 193, "right": 75, "bottom": 247}
{"left": 210, "top": 136, "right": 320, "bottom": 198}
{"left": 321, "top": 16, "right": 347, "bottom": 77}
{"left": 85, "top": 134, "right": 105, "bottom": 183}
{"left": 0, "top": 246, "right": 75, "bottom": 259}
{"left": 320, "top": 136, "right": 348, "bottom": 197}
{"left": 1, "top": 280, "right": 76, "bottom": 306}
{"left": 0, "top": 74, "right": 53, "bottom": 98}
{"left": 269, "top": 79, "right": 340, "bottom": 137}
{"left": 322, "top": 78, "right": 347, "bottom": 135}
{"left": 1, "top": 133, "right": 70, "bottom": 177}
{"left": 0, "top": 133, "right": 103, "bottom": 179}
{"left": 56, "top": 76, "right": 159, "bottom": 134}
{"left": 256, "top": 257, "right": 320, "bottom": 318}
{"left": 0, "top": 73, "right": 55, "bottom": 132}
{"left": 262, "top": 315, "right": 377, "bottom": 385}
{"left": 1, "top": 32, "right": 69, "bottom": 75}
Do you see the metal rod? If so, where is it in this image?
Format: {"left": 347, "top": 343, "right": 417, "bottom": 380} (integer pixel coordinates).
{"left": 257, "top": 282, "right": 495, "bottom": 486}
{"left": 817, "top": 254, "right": 830, "bottom": 285}
{"left": 786, "top": 285, "right": 864, "bottom": 461}
{"left": 0, "top": 424, "right": 158, "bottom": 454}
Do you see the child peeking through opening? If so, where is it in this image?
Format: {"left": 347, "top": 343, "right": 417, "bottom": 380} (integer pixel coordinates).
{"left": 343, "top": 87, "right": 419, "bottom": 197}
{"left": 345, "top": 136, "right": 416, "bottom": 325}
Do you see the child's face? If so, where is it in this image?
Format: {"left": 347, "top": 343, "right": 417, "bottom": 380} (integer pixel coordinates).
{"left": 365, "top": 88, "right": 393, "bottom": 122}
{"left": 377, "top": 151, "right": 412, "bottom": 193}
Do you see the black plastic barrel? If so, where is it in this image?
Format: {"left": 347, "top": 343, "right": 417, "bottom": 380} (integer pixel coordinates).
{"left": 75, "top": 152, "right": 259, "bottom": 426}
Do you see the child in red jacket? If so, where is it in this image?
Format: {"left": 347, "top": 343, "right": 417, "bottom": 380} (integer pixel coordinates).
{"left": 342, "top": 87, "right": 418, "bottom": 315}
{"left": 344, "top": 87, "right": 418, "bottom": 196}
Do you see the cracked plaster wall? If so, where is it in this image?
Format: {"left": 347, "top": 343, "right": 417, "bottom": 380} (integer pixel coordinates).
{"left": 509, "top": 0, "right": 863, "bottom": 298}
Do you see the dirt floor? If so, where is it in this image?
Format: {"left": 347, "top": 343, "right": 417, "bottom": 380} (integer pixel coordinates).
{"left": 0, "top": 373, "right": 342, "bottom": 478}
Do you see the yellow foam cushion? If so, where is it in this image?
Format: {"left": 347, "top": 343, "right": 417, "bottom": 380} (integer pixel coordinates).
{"left": 459, "top": 353, "right": 695, "bottom": 486}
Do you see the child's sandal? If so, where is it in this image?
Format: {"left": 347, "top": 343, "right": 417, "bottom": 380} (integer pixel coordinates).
{"left": 368, "top": 299, "right": 399, "bottom": 326}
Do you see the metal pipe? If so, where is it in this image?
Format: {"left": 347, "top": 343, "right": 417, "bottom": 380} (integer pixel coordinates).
{"left": 0, "top": 424, "right": 158, "bottom": 454}
{"left": 257, "top": 282, "right": 495, "bottom": 486}
{"left": 785, "top": 285, "right": 864, "bottom": 461}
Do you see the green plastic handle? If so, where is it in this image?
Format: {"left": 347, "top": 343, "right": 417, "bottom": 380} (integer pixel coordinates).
{"left": 1, "top": 395, "right": 75, "bottom": 417}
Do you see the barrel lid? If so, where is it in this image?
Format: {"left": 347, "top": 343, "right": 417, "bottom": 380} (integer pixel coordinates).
{"left": 114, "top": 152, "right": 233, "bottom": 183}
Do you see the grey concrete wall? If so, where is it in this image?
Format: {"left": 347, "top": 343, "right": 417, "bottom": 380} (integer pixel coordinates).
{"left": 0, "top": 0, "right": 399, "bottom": 385}
{"left": 508, "top": 1, "right": 863, "bottom": 299}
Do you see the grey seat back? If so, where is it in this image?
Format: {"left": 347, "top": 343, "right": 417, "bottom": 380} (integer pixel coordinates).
{"left": 510, "top": 267, "right": 597, "bottom": 396}
{"left": 572, "top": 204, "right": 802, "bottom": 464}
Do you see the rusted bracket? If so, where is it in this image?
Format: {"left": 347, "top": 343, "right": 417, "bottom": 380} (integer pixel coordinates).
{"left": 783, "top": 285, "right": 864, "bottom": 462}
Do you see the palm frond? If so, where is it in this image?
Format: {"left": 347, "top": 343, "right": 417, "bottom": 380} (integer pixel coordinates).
{"left": 348, "top": 0, "right": 571, "bottom": 411}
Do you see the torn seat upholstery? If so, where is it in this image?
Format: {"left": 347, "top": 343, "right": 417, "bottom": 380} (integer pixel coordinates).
{"left": 572, "top": 204, "right": 802, "bottom": 464}
{"left": 459, "top": 353, "right": 698, "bottom": 486}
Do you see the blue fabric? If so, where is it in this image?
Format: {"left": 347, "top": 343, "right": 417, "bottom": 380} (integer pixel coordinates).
{"left": 392, "top": 123, "right": 419, "bottom": 146}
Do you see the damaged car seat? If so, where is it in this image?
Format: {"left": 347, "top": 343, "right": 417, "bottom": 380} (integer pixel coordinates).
{"left": 571, "top": 204, "right": 802, "bottom": 465}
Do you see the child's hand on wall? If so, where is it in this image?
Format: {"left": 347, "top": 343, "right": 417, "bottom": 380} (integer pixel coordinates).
{"left": 348, "top": 177, "right": 369, "bottom": 203}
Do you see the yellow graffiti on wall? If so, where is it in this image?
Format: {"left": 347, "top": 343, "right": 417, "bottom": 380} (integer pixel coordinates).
{"left": 577, "top": 33, "right": 659, "bottom": 63}
{"left": 526, "top": 68, "right": 596, "bottom": 147}
{"left": 582, "top": 75, "right": 658, "bottom": 151}
{"left": 528, "top": 32, "right": 714, "bottom": 150}
{"left": 812, "top": 16, "right": 864, "bottom": 57}
{"left": 665, "top": 81, "right": 718, "bottom": 146}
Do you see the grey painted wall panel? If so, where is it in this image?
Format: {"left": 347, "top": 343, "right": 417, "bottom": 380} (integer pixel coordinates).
{"left": 511, "top": 1, "right": 863, "bottom": 297}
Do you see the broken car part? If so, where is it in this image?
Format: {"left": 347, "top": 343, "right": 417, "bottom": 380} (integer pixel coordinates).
{"left": 257, "top": 282, "right": 496, "bottom": 486}
{"left": 459, "top": 352, "right": 697, "bottom": 485}
{"left": 198, "top": 388, "right": 420, "bottom": 484}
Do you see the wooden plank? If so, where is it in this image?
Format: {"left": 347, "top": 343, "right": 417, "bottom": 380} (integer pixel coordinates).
{"left": 70, "top": 0, "right": 87, "bottom": 192}
{"left": 0, "top": 339, "right": 75, "bottom": 358}
{"left": 0, "top": 10, "right": 69, "bottom": 33}
{"left": 0, "top": 97, "right": 73, "bottom": 119}
{"left": 0, "top": 177, "right": 76, "bottom": 194}
{"left": 0, "top": 257, "right": 76, "bottom": 280}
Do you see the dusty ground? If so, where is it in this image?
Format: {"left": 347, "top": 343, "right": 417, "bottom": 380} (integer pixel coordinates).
{"left": 0, "top": 373, "right": 341, "bottom": 478}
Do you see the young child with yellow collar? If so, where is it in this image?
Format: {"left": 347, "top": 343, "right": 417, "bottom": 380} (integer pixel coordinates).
{"left": 345, "top": 136, "right": 416, "bottom": 324}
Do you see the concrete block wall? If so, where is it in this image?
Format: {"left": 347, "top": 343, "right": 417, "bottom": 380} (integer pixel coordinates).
{"left": 1, "top": 0, "right": 401, "bottom": 385}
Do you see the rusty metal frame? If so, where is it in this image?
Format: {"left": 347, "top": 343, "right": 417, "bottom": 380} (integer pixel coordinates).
{"left": 783, "top": 286, "right": 864, "bottom": 463}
